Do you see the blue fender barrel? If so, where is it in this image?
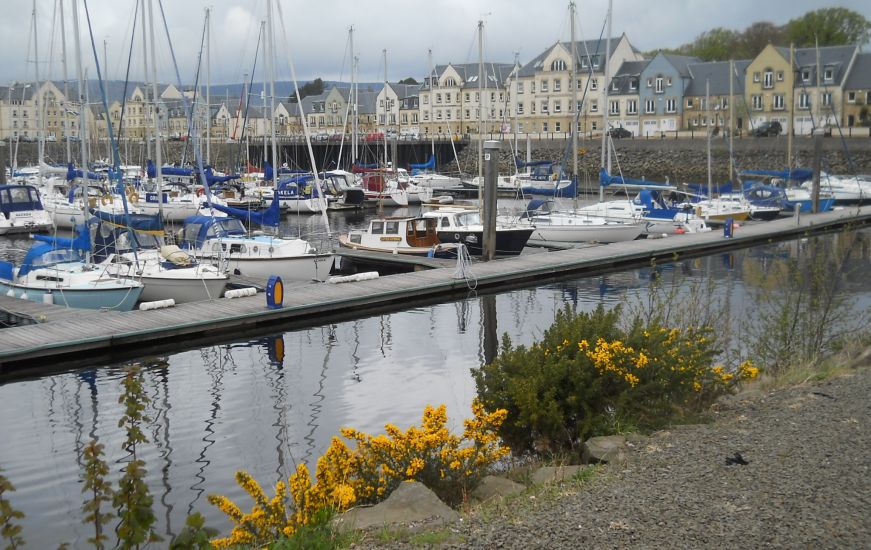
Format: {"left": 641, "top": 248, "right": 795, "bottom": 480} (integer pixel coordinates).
{"left": 266, "top": 275, "right": 284, "bottom": 309}
{"left": 723, "top": 218, "right": 734, "bottom": 238}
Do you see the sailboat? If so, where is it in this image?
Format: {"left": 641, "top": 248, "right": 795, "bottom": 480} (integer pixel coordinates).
{"left": 179, "top": 0, "right": 333, "bottom": 282}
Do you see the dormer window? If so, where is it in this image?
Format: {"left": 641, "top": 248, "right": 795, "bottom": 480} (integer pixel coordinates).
{"left": 824, "top": 68, "right": 833, "bottom": 81}
{"left": 801, "top": 69, "right": 811, "bottom": 82}
{"left": 629, "top": 79, "right": 638, "bottom": 91}
{"left": 551, "top": 59, "right": 567, "bottom": 71}
{"left": 444, "top": 77, "right": 456, "bottom": 86}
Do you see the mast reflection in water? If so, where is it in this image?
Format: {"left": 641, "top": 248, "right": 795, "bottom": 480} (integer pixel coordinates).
{"left": 2, "top": 231, "right": 871, "bottom": 547}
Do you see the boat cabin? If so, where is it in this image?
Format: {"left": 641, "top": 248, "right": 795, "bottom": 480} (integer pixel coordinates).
{"left": 178, "top": 216, "right": 247, "bottom": 249}
{"left": 0, "top": 185, "right": 44, "bottom": 219}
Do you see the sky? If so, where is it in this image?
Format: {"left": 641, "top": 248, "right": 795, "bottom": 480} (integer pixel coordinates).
{"left": 2, "top": 0, "right": 870, "bottom": 88}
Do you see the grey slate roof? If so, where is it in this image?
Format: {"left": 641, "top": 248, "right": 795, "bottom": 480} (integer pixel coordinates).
{"left": 793, "top": 45, "right": 857, "bottom": 87}
{"left": 423, "top": 63, "right": 516, "bottom": 90}
{"left": 609, "top": 59, "right": 650, "bottom": 95}
{"left": 684, "top": 60, "right": 752, "bottom": 96}
{"left": 519, "top": 37, "right": 626, "bottom": 77}
{"left": 660, "top": 54, "right": 701, "bottom": 78}
{"left": 844, "top": 52, "right": 871, "bottom": 89}
{"left": 386, "top": 83, "right": 420, "bottom": 99}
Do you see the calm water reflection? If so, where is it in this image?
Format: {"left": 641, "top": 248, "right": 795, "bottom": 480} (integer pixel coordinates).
{"left": 1, "top": 229, "right": 871, "bottom": 547}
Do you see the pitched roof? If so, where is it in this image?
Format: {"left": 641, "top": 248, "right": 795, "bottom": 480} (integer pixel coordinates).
{"left": 685, "top": 60, "right": 751, "bottom": 96}
{"left": 425, "top": 62, "right": 515, "bottom": 89}
{"left": 609, "top": 59, "right": 650, "bottom": 95}
{"left": 844, "top": 52, "right": 871, "bottom": 89}
{"left": 660, "top": 53, "right": 701, "bottom": 78}
{"left": 792, "top": 45, "right": 857, "bottom": 87}
{"left": 519, "top": 37, "right": 624, "bottom": 77}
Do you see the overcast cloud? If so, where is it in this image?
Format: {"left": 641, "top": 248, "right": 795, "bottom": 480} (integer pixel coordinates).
{"left": 2, "top": 0, "right": 869, "bottom": 87}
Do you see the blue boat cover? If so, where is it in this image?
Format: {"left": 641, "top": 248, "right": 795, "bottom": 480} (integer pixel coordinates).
{"left": 65, "top": 163, "right": 104, "bottom": 182}
{"left": 740, "top": 168, "right": 813, "bottom": 182}
{"left": 206, "top": 192, "right": 280, "bottom": 227}
{"left": 599, "top": 169, "right": 673, "bottom": 189}
{"left": 685, "top": 181, "right": 733, "bottom": 197}
{"left": 89, "top": 209, "right": 163, "bottom": 232}
{"left": 410, "top": 155, "right": 436, "bottom": 175}
{"left": 19, "top": 223, "right": 90, "bottom": 277}
{"left": 147, "top": 159, "right": 194, "bottom": 178}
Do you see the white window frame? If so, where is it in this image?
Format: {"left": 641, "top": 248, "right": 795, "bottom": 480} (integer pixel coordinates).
{"left": 609, "top": 100, "right": 620, "bottom": 115}
{"left": 655, "top": 77, "right": 663, "bottom": 93}
{"left": 645, "top": 99, "right": 655, "bottom": 114}
{"left": 665, "top": 98, "right": 676, "bottom": 113}
{"left": 627, "top": 99, "right": 637, "bottom": 115}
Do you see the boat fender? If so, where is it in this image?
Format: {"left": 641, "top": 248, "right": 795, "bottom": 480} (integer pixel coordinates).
{"left": 139, "top": 299, "right": 176, "bottom": 311}
{"left": 224, "top": 287, "right": 258, "bottom": 298}
{"left": 42, "top": 292, "right": 53, "bottom": 305}
{"left": 101, "top": 194, "right": 113, "bottom": 205}
{"left": 327, "top": 272, "right": 379, "bottom": 284}
{"left": 196, "top": 188, "right": 205, "bottom": 197}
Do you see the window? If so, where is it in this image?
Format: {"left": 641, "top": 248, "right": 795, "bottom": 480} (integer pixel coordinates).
{"left": 753, "top": 72, "right": 760, "bottom": 83}
{"left": 554, "top": 79, "right": 561, "bottom": 91}
{"left": 581, "top": 57, "right": 589, "bottom": 68}
{"left": 465, "top": 109, "right": 471, "bottom": 118}
{"left": 590, "top": 79, "right": 598, "bottom": 91}
{"left": 541, "top": 122, "right": 548, "bottom": 132}
{"left": 530, "top": 102, "right": 535, "bottom": 114}
{"left": 822, "top": 92, "right": 832, "bottom": 106}
{"left": 551, "top": 59, "right": 567, "bottom": 71}
{"left": 475, "top": 92, "right": 480, "bottom": 101}
{"left": 379, "top": 99, "right": 384, "bottom": 107}
{"left": 655, "top": 77, "right": 663, "bottom": 93}
{"left": 611, "top": 81, "right": 619, "bottom": 92}
{"left": 446, "top": 110, "right": 451, "bottom": 120}
{"left": 516, "top": 104, "right": 523, "bottom": 115}
{"left": 590, "top": 100, "right": 598, "bottom": 113}
{"left": 667, "top": 77, "right": 672, "bottom": 86}
{"left": 824, "top": 68, "right": 833, "bottom": 81}
{"left": 773, "top": 94, "right": 784, "bottom": 110}
{"left": 436, "top": 93, "right": 442, "bottom": 104}
{"left": 799, "top": 93, "right": 810, "bottom": 109}
{"left": 801, "top": 69, "right": 811, "bottom": 82}
{"left": 686, "top": 98, "right": 694, "bottom": 109}
{"left": 627, "top": 99, "right": 637, "bottom": 115}
{"left": 541, "top": 80, "right": 548, "bottom": 92}
{"left": 490, "top": 92, "right": 495, "bottom": 102}
{"left": 444, "top": 77, "right": 456, "bottom": 86}
{"left": 752, "top": 95, "right": 763, "bottom": 110}
{"left": 436, "top": 111, "right": 442, "bottom": 120}
{"left": 848, "top": 91, "right": 856, "bottom": 103}
{"left": 629, "top": 79, "right": 637, "bottom": 91}
{"left": 554, "top": 100, "right": 561, "bottom": 113}
{"left": 518, "top": 123, "right": 523, "bottom": 133}
{"left": 575, "top": 100, "right": 582, "bottom": 112}
{"left": 517, "top": 82, "right": 524, "bottom": 94}
{"left": 665, "top": 98, "right": 676, "bottom": 113}
{"left": 555, "top": 122, "right": 561, "bottom": 132}
{"left": 645, "top": 99, "right": 655, "bottom": 113}
{"left": 609, "top": 100, "right": 619, "bottom": 115}
{"left": 763, "top": 70, "right": 773, "bottom": 89}
{"left": 592, "top": 55, "right": 600, "bottom": 68}
{"left": 777, "top": 70, "right": 784, "bottom": 81}
{"left": 541, "top": 100, "right": 548, "bottom": 113}
{"left": 423, "top": 112, "right": 429, "bottom": 121}
{"left": 647, "top": 78, "right": 652, "bottom": 88}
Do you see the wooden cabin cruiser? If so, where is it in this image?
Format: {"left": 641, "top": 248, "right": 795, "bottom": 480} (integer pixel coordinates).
{"left": 338, "top": 216, "right": 458, "bottom": 256}
{"left": 422, "top": 208, "right": 533, "bottom": 256}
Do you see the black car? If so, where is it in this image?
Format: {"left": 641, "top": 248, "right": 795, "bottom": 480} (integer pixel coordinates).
{"left": 752, "top": 121, "right": 782, "bottom": 137}
{"left": 608, "top": 127, "right": 632, "bottom": 139}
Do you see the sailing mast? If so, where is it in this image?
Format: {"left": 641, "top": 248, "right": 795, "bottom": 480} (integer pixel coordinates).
{"left": 205, "top": 7, "right": 211, "bottom": 167}
{"left": 383, "top": 49, "right": 388, "bottom": 169}
{"left": 70, "top": 0, "right": 90, "bottom": 259}
{"left": 141, "top": 0, "right": 151, "bottom": 164}
{"left": 58, "top": 0, "right": 72, "bottom": 164}
{"left": 788, "top": 44, "right": 794, "bottom": 176}
{"left": 146, "top": 0, "right": 163, "bottom": 221}
{"left": 569, "top": 1, "right": 578, "bottom": 201}
{"left": 350, "top": 26, "right": 357, "bottom": 164}
{"left": 428, "top": 48, "right": 436, "bottom": 160}
{"left": 729, "top": 59, "right": 734, "bottom": 183}
{"left": 706, "top": 78, "right": 712, "bottom": 200}
{"left": 261, "top": 21, "right": 268, "bottom": 173}
{"left": 32, "top": 0, "right": 44, "bottom": 188}
{"left": 266, "top": 2, "right": 278, "bottom": 193}
{"left": 599, "top": 0, "right": 613, "bottom": 202}
{"left": 477, "top": 19, "right": 484, "bottom": 195}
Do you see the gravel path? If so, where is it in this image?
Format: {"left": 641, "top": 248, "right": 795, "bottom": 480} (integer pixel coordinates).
{"left": 362, "top": 368, "right": 870, "bottom": 549}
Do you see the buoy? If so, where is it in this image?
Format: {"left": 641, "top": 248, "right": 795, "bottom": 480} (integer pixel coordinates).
{"left": 42, "top": 292, "right": 53, "bottom": 305}
{"left": 675, "top": 227, "right": 686, "bottom": 235}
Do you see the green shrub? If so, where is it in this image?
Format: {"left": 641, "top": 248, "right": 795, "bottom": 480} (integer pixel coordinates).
{"left": 473, "top": 305, "right": 755, "bottom": 458}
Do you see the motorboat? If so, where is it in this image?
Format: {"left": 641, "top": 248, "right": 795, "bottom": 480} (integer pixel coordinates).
{"left": 517, "top": 200, "right": 647, "bottom": 243}
{"left": 338, "top": 216, "right": 458, "bottom": 256}
{"left": 0, "top": 184, "right": 54, "bottom": 235}
{"left": 422, "top": 207, "right": 533, "bottom": 256}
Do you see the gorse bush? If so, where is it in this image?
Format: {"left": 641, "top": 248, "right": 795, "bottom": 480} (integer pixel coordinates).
{"left": 208, "top": 402, "right": 508, "bottom": 548}
{"left": 473, "top": 305, "right": 757, "bottom": 457}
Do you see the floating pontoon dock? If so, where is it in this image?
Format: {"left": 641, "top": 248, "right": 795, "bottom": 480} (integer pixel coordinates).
{"left": 1, "top": 206, "right": 869, "bottom": 372}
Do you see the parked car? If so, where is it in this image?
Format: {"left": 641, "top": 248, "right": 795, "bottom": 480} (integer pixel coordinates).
{"left": 607, "top": 127, "right": 632, "bottom": 139}
{"left": 752, "top": 121, "right": 782, "bottom": 137}
{"left": 364, "top": 132, "right": 384, "bottom": 142}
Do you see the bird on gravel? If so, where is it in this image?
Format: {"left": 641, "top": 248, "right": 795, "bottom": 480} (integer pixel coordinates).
{"left": 725, "top": 452, "right": 749, "bottom": 466}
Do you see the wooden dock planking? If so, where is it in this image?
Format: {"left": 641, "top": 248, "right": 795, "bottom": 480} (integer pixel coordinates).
{"left": 2, "top": 206, "right": 870, "bottom": 369}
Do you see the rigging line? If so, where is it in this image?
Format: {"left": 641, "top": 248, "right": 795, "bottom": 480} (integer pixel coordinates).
{"left": 155, "top": 0, "right": 215, "bottom": 217}
{"left": 234, "top": 25, "right": 262, "bottom": 172}
{"left": 118, "top": 0, "right": 141, "bottom": 158}
{"left": 82, "top": 0, "right": 138, "bottom": 259}
{"left": 181, "top": 15, "right": 208, "bottom": 167}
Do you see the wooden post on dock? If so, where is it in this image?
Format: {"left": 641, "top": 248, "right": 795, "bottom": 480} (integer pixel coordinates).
{"left": 482, "top": 140, "right": 500, "bottom": 261}
{"left": 811, "top": 132, "right": 823, "bottom": 213}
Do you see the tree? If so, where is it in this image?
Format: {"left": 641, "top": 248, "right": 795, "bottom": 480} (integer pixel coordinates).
{"left": 287, "top": 77, "right": 325, "bottom": 102}
{"left": 739, "top": 22, "right": 785, "bottom": 57}
{"left": 399, "top": 77, "right": 418, "bottom": 85}
{"left": 785, "top": 8, "right": 871, "bottom": 47}
{"left": 685, "top": 27, "right": 743, "bottom": 61}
